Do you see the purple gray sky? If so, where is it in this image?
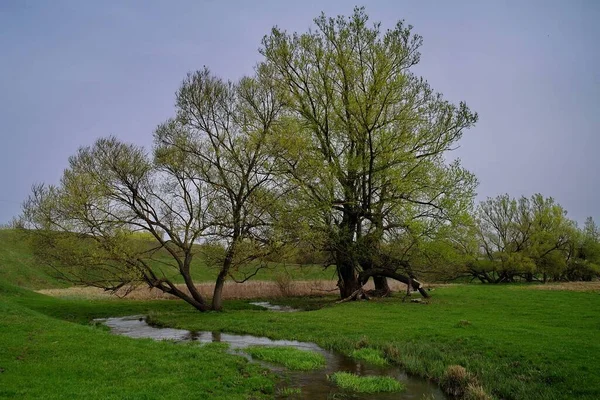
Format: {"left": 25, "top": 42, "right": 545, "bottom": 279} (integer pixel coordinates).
{"left": 1, "top": 0, "right": 598, "bottom": 225}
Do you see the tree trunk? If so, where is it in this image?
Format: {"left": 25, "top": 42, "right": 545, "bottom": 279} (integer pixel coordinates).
{"left": 179, "top": 254, "right": 208, "bottom": 308}
{"left": 211, "top": 270, "right": 227, "bottom": 311}
{"left": 358, "top": 255, "right": 390, "bottom": 296}
{"left": 337, "top": 258, "right": 360, "bottom": 298}
{"left": 153, "top": 280, "right": 209, "bottom": 312}
{"left": 373, "top": 276, "right": 390, "bottom": 294}
{"left": 211, "top": 239, "right": 238, "bottom": 311}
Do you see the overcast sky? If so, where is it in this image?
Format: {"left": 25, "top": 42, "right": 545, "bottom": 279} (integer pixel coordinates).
{"left": 1, "top": 0, "right": 598, "bottom": 225}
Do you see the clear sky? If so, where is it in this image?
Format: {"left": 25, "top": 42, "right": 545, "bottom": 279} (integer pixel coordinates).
{"left": 1, "top": 0, "right": 598, "bottom": 225}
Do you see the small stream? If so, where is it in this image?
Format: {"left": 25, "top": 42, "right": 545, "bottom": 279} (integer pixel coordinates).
{"left": 249, "top": 301, "right": 300, "bottom": 313}
{"left": 96, "top": 314, "right": 446, "bottom": 400}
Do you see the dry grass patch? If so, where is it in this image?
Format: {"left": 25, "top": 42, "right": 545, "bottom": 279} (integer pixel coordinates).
{"left": 38, "top": 279, "right": 412, "bottom": 300}
{"left": 440, "top": 365, "right": 492, "bottom": 400}
{"left": 440, "top": 365, "right": 473, "bottom": 397}
{"left": 525, "top": 281, "right": 600, "bottom": 292}
{"left": 465, "top": 383, "right": 492, "bottom": 400}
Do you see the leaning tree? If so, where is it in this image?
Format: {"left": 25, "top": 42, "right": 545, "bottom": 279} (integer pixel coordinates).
{"left": 23, "top": 67, "right": 285, "bottom": 312}
{"left": 261, "top": 7, "right": 478, "bottom": 298}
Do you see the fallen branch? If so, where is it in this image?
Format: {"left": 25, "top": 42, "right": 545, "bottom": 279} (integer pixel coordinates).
{"left": 336, "top": 287, "right": 371, "bottom": 303}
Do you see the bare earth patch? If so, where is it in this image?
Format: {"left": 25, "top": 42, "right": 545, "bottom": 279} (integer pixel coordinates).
{"left": 37, "top": 279, "right": 411, "bottom": 300}
{"left": 525, "top": 282, "right": 600, "bottom": 292}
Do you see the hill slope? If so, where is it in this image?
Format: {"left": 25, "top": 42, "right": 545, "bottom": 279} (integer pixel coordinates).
{"left": 0, "top": 229, "right": 67, "bottom": 289}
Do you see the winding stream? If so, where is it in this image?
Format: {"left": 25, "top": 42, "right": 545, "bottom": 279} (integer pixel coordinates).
{"left": 96, "top": 315, "right": 446, "bottom": 399}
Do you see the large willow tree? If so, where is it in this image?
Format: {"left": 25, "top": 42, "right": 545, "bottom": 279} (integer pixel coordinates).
{"left": 261, "top": 8, "right": 478, "bottom": 298}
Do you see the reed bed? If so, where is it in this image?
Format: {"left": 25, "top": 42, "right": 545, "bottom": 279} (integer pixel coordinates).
{"left": 38, "top": 279, "right": 410, "bottom": 300}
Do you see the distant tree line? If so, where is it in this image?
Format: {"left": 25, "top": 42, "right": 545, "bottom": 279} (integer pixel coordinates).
{"left": 464, "top": 194, "right": 599, "bottom": 283}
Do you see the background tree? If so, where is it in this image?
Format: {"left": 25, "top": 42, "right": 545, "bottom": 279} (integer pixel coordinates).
{"left": 261, "top": 7, "right": 478, "bottom": 298}
{"left": 472, "top": 194, "right": 575, "bottom": 283}
{"left": 565, "top": 217, "right": 600, "bottom": 281}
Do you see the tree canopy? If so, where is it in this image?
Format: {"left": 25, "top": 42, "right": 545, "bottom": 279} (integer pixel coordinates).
{"left": 260, "top": 7, "right": 478, "bottom": 297}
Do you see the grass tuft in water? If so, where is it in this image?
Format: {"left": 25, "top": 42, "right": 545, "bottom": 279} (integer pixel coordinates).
{"left": 277, "top": 387, "right": 301, "bottom": 396}
{"left": 245, "top": 346, "right": 326, "bottom": 370}
{"left": 350, "top": 348, "right": 388, "bottom": 366}
{"left": 328, "top": 372, "right": 404, "bottom": 393}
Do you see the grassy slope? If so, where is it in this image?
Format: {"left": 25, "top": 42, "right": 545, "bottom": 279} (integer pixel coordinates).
{"left": 151, "top": 257, "right": 334, "bottom": 284}
{"left": 0, "top": 229, "right": 333, "bottom": 290}
{"left": 0, "top": 283, "right": 274, "bottom": 399}
{"left": 0, "top": 230, "right": 67, "bottom": 289}
{"left": 150, "top": 285, "right": 600, "bottom": 400}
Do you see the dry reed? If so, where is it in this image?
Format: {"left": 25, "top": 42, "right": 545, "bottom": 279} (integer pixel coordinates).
{"left": 38, "top": 279, "right": 412, "bottom": 300}
{"left": 525, "top": 281, "right": 600, "bottom": 292}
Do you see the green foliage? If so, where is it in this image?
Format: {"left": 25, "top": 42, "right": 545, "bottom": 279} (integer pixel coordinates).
{"left": 260, "top": 7, "right": 478, "bottom": 293}
{"left": 471, "top": 193, "right": 591, "bottom": 283}
{"left": 245, "top": 346, "right": 326, "bottom": 370}
{"left": 328, "top": 372, "right": 404, "bottom": 393}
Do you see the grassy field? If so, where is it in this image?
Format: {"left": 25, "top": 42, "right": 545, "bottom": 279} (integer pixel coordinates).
{"left": 148, "top": 285, "right": 600, "bottom": 400}
{"left": 0, "top": 283, "right": 275, "bottom": 399}
{"left": 2, "top": 229, "right": 600, "bottom": 399}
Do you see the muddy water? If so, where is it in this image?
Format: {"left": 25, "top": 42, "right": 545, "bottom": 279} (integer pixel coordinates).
{"left": 96, "top": 316, "right": 446, "bottom": 400}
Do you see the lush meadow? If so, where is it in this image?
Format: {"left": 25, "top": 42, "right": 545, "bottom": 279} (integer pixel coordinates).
{"left": 1, "top": 229, "right": 600, "bottom": 399}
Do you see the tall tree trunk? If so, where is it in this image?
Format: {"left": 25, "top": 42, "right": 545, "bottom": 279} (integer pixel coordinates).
{"left": 211, "top": 270, "right": 227, "bottom": 311}
{"left": 335, "top": 208, "right": 361, "bottom": 298}
{"left": 337, "top": 259, "right": 360, "bottom": 298}
{"left": 180, "top": 267, "right": 207, "bottom": 307}
{"left": 211, "top": 239, "right": 238, "bottom": 311}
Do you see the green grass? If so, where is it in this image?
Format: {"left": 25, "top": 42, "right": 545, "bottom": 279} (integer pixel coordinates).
{"left": 0, "top": 282, "right": 275, "bottom": 399}
{"left": 0, "top": 230, "right": 68, "bottom": 289}
{"left": 2, "top": 231, "right": 600, "bottom": 399}
{"left": 149, "top": 285, "right": 600, "bottom": 400}
{"left": 328, "top": 372, "right": 404, "bottom": 393}
{"left": 244, "top": 346, "right": 326, "bottom": 370}
{"left": 350, "top": 348, "right": 388, "bottom": 366}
